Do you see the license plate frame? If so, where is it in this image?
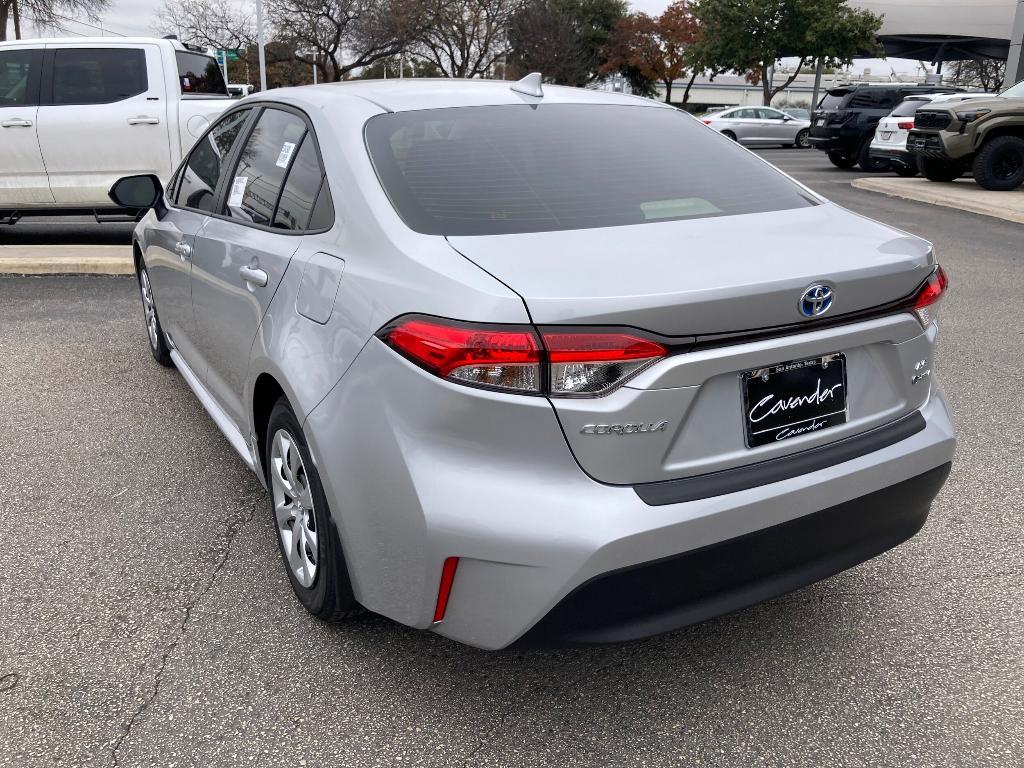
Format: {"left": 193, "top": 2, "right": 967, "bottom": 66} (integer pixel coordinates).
{"left": 741, "top": 354, "right": 848, "bottom": 448}
{"left": 880, "top": 131, "right": 893, "bottom": 140}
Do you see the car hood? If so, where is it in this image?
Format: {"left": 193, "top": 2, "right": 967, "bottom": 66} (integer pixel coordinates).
{"left": 446, "top": 202, "right": 935, "bottom": 336}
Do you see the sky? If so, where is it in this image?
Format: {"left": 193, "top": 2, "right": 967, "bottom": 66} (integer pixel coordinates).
{"left": 28, "top": 0, "right": 922, "bottom": 76}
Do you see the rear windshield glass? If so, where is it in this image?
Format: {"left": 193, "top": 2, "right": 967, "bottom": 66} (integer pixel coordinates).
{"left": 364, "top": 104, "right": 816, "bottom": 236}
{"left": 818, "top": 91, "right": 850, "bottom": 110}
{"left": 175, "top": 51, "right": 227, "bottom": 96}
{"left": 891, "top": 99, "right": 929, "bottom": 117}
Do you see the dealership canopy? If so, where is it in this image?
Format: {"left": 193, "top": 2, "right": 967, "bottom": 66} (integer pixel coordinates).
{"left": 849, "top": 0, "right": 1018, "bottom": 60}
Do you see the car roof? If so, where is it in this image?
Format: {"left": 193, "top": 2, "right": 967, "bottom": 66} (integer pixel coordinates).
{"left": 260, "top": 78, "right": 670, "bottom": 114}
{"left": 0, "top": 36, "right": 187, "bottom": 48}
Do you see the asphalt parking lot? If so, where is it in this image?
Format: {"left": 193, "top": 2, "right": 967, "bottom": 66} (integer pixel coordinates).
{"left": 1, "top": 149, "right": 1022, "bottom": 767}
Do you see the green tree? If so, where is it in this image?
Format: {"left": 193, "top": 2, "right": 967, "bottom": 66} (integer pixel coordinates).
{"left": 691, "top": 0, "right": 881, "bottom": 105}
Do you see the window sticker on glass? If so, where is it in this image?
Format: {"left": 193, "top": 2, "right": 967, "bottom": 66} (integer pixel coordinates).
{"left": 276, "top": 141, "right": 297, "bottom": 169}
{"left": 228, "top": 176, "right": 248, "bottom": 208}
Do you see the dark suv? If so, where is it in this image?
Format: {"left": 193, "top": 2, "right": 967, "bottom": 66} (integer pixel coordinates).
{"left": 809, "top": 84, "right": 963, "bottom": 171}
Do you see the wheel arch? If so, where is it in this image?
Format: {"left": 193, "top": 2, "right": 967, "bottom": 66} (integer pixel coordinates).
{"left": 252, "top": 371, "right": 288, "bottom": 483}
{"left": 974, "top": 119, "right": 1024, "bottom": 149}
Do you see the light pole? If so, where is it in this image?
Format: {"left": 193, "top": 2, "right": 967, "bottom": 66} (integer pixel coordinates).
{"left": 256, "top": 0, "right": 268, "bottom": 92}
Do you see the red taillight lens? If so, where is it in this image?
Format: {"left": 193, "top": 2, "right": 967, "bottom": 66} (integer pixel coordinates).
{"left": 912, "top": 266, "right": 948, "bottom": 326}
{"left": 897, "top": 120, "right": 915, "bottom": 130}
{"left": 702, "top": 119, "right": 713, "bottom": 125}
{"left": 383, "top": 317, "right": 541, "bottom": 393}
{"left": 543, "top": 332, "right": 668, "bottom": 396}
{"left": 380, "top": 317, "right": 669, "bottom": 397}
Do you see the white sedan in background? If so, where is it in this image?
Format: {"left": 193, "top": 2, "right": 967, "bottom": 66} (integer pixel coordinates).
{"left": 701, "top": 106, "right": 812, "bottom": 148}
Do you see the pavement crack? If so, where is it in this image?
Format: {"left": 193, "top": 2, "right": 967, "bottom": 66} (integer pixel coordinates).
{"left": 109, "top": 491, "right": 266, "bottom": 767}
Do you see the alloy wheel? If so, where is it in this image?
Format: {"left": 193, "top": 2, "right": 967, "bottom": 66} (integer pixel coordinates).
{"left": 270, "top": 429, "right": 319, "bottom": 588}
{"left": 994, "top": 147, "right": 1023, "bottom": 181}
{"left": 139, "top": 268, "right": 159, "bottom": 352}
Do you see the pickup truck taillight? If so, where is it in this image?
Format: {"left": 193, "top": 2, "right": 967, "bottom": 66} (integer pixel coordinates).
{"left": 379, "top": 316, "right": 667, "bottom": 397}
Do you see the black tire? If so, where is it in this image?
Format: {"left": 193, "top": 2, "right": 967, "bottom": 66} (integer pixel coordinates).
{"left": 917, "top": 156, "right": 963, "bottom": 183}
{"left": 721, "top": 130, "right": 737, "bottom": 141}
{"left": 972, "top": 135, "right": 1024, "bottom": 191}
{"left": 827, "top": 150, "right": 858, "bottom": 169}
{"left": 894, "top": 164, "right": 918, "bottom": 178}
{"left": 265, "top": 398, "right": 361, "bottom": 622}
{"left": 858, "top": 139, "right": 890, "bottom": 172}
{"left": 137, "top": 259, "right": 172, "bottom": 367}
{"left": 794, "top": 129, "right": 810, "bottom": 149}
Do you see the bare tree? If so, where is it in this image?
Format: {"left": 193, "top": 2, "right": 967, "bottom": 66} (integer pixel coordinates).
{"left": 268, "top": 0, "right": 436, "bottom": 82}
{"left": 1, "top": 0, "right": 108, "bottom": 41}
{"left": 507, "top": 0, "right": 590, "bottom": 85}
{"left": 152, "top": 0, "right": 255, "bottom": 51}
{"left": 948, "top": 59, "right": 1006, "bottom": 93}
{"left": 415, "top": 0, "right": 521, "bottom": 78}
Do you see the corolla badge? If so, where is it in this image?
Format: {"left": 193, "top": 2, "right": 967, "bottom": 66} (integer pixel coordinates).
{"left": 799, "top": 284, "right": 834, "bottom": 318}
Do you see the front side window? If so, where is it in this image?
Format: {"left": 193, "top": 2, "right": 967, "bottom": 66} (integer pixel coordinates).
{"left": 0, "top": 49, "right": 35, "bottom": 106}
{"left": 224, "top": 108, "right": 307, "bottom": 226}
{"left": 365, "top": 104, "right": 816, "bottom": 237}
{"left": 175, "top": 109, "right": 250, "bottom": 211}
{"left": 52, "top": 48, "right": 147, "bottom": 105}
{"left": 175, "top": 51, "right": 228, "bottom": 96}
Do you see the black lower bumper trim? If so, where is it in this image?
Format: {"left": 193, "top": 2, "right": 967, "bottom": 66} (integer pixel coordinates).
{"left": 516, "top": 462, "right": 951, "bottom": 647}
{"left": 634, "top": 411, "right": 925, "bottom": 506}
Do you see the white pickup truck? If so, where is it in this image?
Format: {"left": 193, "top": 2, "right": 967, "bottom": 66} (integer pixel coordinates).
{"left": 0, "top": 36, "right": 234, "bottom": 222}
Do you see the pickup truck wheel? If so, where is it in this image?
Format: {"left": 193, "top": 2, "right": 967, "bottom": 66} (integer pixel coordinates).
{"left": 266, "top": 398, "right": 362, "bottom": 622}
{"left": 138, "top": 263, "right": 172, "bottom": 367}
{"left": 858, "top": 139, "right": 890, "bottom": 172}
{"left": 827, "top": 150, "right": 857, "bottom": 169}
{"left": 917, "top": 157, "right": 963, "bottom": 183}
{"left": 972, "top": 136, "right": 1024, "bottom": 191}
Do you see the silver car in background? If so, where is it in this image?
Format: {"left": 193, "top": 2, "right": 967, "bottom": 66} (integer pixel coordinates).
{"left": 701, "top": 106, "right": 812, "bottom": 147}
{"left": 112, "top": 77, "right": 955, "bottom": 650}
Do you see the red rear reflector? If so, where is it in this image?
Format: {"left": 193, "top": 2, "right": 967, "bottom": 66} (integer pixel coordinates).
{"left": 914, "top": 265, "right": 948, "bottom": 309}
{"left": 433, "top": 556, "right": 460, "bottom": 623}
{"left": 702, "top": 119, "right": 713, "bottom": 125}
{"left": 897, "top": 120, "right": 915, "bottom": 130}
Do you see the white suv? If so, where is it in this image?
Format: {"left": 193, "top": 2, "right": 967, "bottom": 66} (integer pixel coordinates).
{"left": 0, "top": 37, "right": 234, "bottom": 222}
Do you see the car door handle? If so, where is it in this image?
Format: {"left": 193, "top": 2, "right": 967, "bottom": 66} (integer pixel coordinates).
{"left": 128, "top": 116, "right": 160, "bottom": 125}
{"left": 239, "top": 265, "right": 268, "bottom": 287}
{"left": 1, "top": 118, "right": 33, "bottom": 127}
{"left": 173, "top": 241, "right": 192, "bottom": 261}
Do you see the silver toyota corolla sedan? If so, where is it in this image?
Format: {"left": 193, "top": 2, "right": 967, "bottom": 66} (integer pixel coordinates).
{"left": 702, "top": 106, "right": 812, "bottom": 148}
{"left": 110, "top": 75, "right": 955, "bottom": 650}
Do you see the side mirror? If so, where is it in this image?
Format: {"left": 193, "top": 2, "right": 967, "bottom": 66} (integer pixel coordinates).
{"left": 108, "top": 174, "right": 163, "bottom": 209}
{"left": 782, "top": 114, "right": 793, "bottom": 121}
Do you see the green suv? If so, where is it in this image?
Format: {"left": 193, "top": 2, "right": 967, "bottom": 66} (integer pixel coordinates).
{"left": 907, "top": 79, "right": 1024, "bottom": 190}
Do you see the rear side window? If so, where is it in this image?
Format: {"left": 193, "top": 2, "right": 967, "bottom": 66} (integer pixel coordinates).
{"left": 364, "top": 104, "right": 816, "bottom": 237}
{"left": 273, "top": 137, "right": 329, "bottom": 230}
{"left": 175, "top": 109, "right": 250, "bottom": 211}
{"left": 0, "top": 49, "right": 36, "bottom": 106}
{"left": 176, "top": 51, "right": 228, "bottom": 96}
{"left": 847, "top": 88, "right": 898, "bottom": 110}
{"left": 224, "top": 108, "right": 307, "bottom": 226}
{"left": 52, "top": 48, "right": 146, "bottom": 105}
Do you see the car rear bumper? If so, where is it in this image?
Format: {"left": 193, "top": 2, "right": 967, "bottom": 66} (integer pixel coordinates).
{"left": 869, "top": 146, "right": 915, "bottom": 166}
{"left": 516, "top": 460, "right": 950, "bottom": 646}
{"left": 304, "top": 338, "right": 956, "bottom": 650}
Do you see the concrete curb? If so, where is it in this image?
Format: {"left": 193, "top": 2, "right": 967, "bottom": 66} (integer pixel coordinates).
{"left": 851, "top": 177, "right": 1024, "bottom": 225}
{"left": 0, "top": 245, "right": 133, "bottom": 276}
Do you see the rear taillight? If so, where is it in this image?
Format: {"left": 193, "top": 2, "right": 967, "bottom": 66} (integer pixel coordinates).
{"left": 897, "top": 120, "right": 915, "bottom": 130}
{"left": 383, "top": 317, "right": 542, "bottom": 393}
{"left": 379, "top": 316, "right": 668, "bottom": 397}
{"left": 701, "top": 119, "right": 713, "bottom": 125}
{"left": 544, "top": 332, "right": 667, "bottom": 396}
{"left": 912, "top": 265, "right": 948, "bottom": 326}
